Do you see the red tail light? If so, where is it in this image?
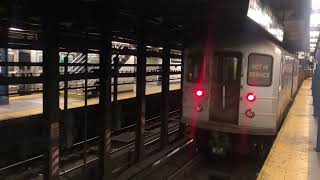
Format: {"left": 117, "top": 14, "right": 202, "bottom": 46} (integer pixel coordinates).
{"left": 194, "top": 89, "right": 205, "bottom": 97}
{"left": 196, "top": 90, "right": 203, "bottom": 97}
{"left": 246, "top": 92, "right": 256, "bottom": 102}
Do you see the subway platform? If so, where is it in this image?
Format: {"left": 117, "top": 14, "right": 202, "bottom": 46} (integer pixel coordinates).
{"left": 0, "top": 84, "right": 180, "bottom": 122}
{"left": 258, "top": 79, "right": 320, "bottom": 180}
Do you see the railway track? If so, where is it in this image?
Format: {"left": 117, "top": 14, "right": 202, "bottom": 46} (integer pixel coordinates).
{"left": 0, "top": 111, "right": 183, "bottom": 179}
{"left": 133, "top": 152, "right": 265, "bottom": 180}
{"left": 170, "top": 153, "right": 262, "bottom": 180}
{"left": 119, "top": 138, "right": 196, "bottom": 180}
{"left": 0, "top": 108, "right": 270, "bottom": 180}
{"left": 131, "top": 139, "right": 271, "bottom": 180}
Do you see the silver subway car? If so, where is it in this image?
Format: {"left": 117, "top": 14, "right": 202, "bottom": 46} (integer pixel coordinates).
{"left": 182, "top": 36, "right": 299, "bottom": 140}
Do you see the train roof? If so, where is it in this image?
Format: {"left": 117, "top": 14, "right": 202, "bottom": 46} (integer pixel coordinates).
{"left": 215, "top": 35, "right": 292, "bottom": 56}
{"left": 187, "top": 37, "right": 293, "bottom": 59}
{"left": 187, "top": 18, "right": 295, "bottom": 58}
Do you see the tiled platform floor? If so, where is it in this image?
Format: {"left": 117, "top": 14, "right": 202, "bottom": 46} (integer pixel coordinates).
{"left": 258, "top": 79, "right": 320, "bottom": 180}
{"left": 0, "top": 84, "right": 180, "bottom": 122}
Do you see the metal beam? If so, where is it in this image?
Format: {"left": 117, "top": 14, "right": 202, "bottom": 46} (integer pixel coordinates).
{"left": 83, "top": 50, "right": 89, "bottom": 174}
{"left": 113, "top": 54, "right": 121, "bottom": 130}
{"left": 98, "top": 11, "right": 113, "bottom": 180}
{"left": 42, "top": 15, "right": 60, "bottom": 180}
{"left": 134, "top": 21, "right": 146, "bottom": 162}
{"left": 179, "top": 49, "right": 185, "bottom": 136}
{"left": 0, "top": 23, "right": 8, "bottom": 105}
{"left": 0, "top": 76, "right": 42, "bottom": 84}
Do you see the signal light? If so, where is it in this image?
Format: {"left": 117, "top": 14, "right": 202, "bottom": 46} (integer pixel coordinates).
{"left": 196, "top": 90, "right": 203, "bottom": 97}
{"left": 245, "top": 109, "right": 255, "bottom": 118}
{"left": 246, "top": 92, "right": 256, "bottom": 102}
{"left": 194, "top": 88, "right": 205, "bottom": 98}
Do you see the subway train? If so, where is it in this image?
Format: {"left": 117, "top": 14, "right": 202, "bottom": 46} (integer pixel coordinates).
{"left": 181, "top": 33, "right": 309, "bottom": 153}
{"left": 7, "top": 49, "right": 43, "bottom": 95}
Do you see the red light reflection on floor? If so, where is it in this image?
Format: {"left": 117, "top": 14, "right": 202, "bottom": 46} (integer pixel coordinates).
{"left": 189, "top": 29, "right": 213, "bottom": 158}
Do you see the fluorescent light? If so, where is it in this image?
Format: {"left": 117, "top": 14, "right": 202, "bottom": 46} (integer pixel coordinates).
{"left": 313, "top": 0, "right": 320, "bottom": 10}
{"left": 311, "top": 38, "right": 318, "bottom": 43}
{"left": 311, "top": 1, "right": 320, "bottom": 51}
{"left": 9, "top": 27, "right": 24, "bottom": 31}
{"left": 311, "top": 13, "right": 320, "bottom": 27}
{"left": 310, "top": 31, "right": 320, "bottom": 38}
{"left": 247, "top": 0, "right": 283, "bottom": 42}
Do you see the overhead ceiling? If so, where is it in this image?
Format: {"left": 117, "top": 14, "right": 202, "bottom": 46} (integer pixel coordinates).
{"left": 0, "top": 0, "right": 311, "bottom": 52}
{"left": 264, "top": 0, "right": 311, "bottom": 52}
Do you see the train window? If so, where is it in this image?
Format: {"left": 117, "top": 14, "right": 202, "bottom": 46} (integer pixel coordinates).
{"left": 19, "top": 51, "right": 31, "bottom": 71}
{"left": 8, "top": 54, "right": 15, "bottom": 72}
{"left": 247, "top": 53, "right": 273, "bottom": 86}
{"left": 214, "top": 52, "right": 242, "bottom": 83}
{"left": 222, "top": 57, "right": 239, "bottom": 82}
{"left": 186, "top": 53, "right": 203, "bottom": 82}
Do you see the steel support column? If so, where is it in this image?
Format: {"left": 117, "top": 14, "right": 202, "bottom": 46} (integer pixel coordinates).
{"left": 43, "top": 16, "right": 60, "bottom": 180}
{"left": 113, "top": 55, "right": 121, "bottom": 130}
{"left": 160, "top": 42, "right": 170, "bottom": 148}
{"left": 98, "top": 23, "right": 113, "bottom": 180}
{"left": 0, "top": 49, "right": 8, "bottom": 105}
{"left": 113, "top": 55, "right": 119, "bottom": 102}
{"left": 83, "top": 51, "right": 89, "bottom": 173}
{"left": 135, "top": 27, "right": 147, "bottom": 162}
{"left": 63, "top": 56, "right": 68, "bottom": 110}
{"left": 0, "top": 22, "right": 8, "bottom": 105}
{"left": 179, "top": 49, "right": 185, "bottom": 135}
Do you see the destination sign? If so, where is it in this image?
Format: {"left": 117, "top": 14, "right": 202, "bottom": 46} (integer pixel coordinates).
{"left": 247, "top": 54, "right": 273, "bottom": 86}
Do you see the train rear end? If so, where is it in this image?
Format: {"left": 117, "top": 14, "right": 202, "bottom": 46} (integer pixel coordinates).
{"left": 182, "top": 47, "right": 278, "bottom": 154}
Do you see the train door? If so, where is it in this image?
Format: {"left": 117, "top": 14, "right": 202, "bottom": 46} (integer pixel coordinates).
{"left": 210, "top": 52, "right": 242, "bottom": 125}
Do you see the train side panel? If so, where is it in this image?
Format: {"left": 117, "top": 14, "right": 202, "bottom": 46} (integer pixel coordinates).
{"left": 275, "top": 54, "right": 297, "bottom": 129}
{"left": 291, "top": 59, "right": 299, "bottom": 97}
